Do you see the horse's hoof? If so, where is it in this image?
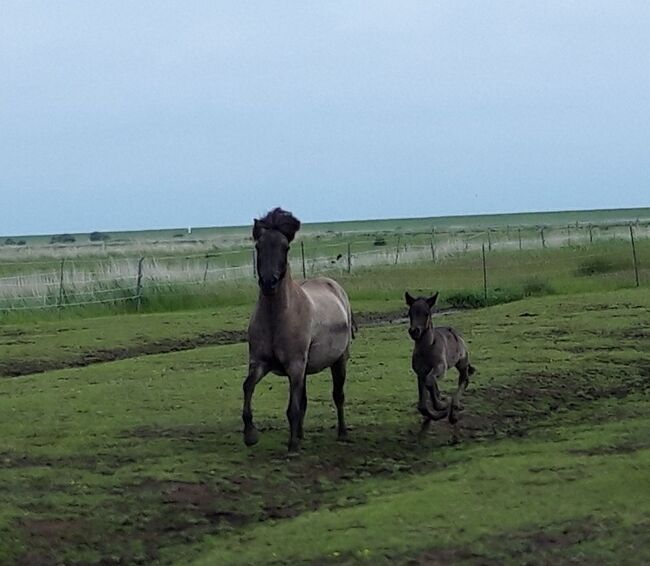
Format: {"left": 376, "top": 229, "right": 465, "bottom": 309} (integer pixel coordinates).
{"left": 336, "top": 431, "right": 351, "bottom": 443}
{"left": 244, "top": 428, "right": 259, "bottom": 446}
{"left": 448, "top": 410, "right": 459, "bottom": 425}
{"left": 287, "top": 440, "right": 301, "bottom": 453}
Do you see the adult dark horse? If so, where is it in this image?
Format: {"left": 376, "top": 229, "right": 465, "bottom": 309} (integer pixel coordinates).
{"left": 242, "top": 208, "right": 354, "bottom": 452}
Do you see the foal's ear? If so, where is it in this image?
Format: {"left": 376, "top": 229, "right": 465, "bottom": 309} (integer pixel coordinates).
{"left": 405, "top": 291, "right": 415, "bottom": 306}
{"left": 426, "top": 292, "right": 439, "bottom": 308}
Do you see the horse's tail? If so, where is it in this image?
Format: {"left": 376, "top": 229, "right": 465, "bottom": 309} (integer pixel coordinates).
{"left": 350, "top": 312, "right": 358, "bottom": 340}
{"left": 468, "top": 364, "right": 476, "bottom": 376}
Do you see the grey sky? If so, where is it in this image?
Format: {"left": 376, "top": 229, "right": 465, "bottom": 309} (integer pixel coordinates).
{"left": 2, "top": 1, "right": 649, "bottom": 235}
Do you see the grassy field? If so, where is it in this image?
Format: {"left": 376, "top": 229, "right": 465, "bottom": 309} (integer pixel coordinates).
{"left": 1, "top": 288, "right": 649, "bottom": 564}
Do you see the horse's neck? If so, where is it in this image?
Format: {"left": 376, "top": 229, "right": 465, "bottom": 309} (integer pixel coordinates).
{"left": 417, "top": 326, "right": 436, "bottom": 349}
{"left": 260, "top": 270, "right": 302, "bottom": 321}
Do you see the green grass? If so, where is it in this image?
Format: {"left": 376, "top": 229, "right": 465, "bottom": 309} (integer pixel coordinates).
{"left": 0, "top": 288, "right": 648, "bottom": 564}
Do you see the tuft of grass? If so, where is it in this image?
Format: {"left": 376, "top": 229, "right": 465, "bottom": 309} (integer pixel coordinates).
{"left": 522, "top": 276, "right": 555, "bottom": 296}
{"left": 576, "top": 256, "right": 619, "bottom": 276}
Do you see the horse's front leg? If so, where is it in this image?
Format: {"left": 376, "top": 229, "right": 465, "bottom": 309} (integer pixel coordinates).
{"left": 424, "top": 367, "right": 450, "bottom": 412}
{"left": 286, "top": 360, "right": 307, "bottom": 453}
{"left": 242, "top": 361, "right": 269, "bottom": 446}
{"left": 417, "top": 374, "right": 447, "bottom": 421}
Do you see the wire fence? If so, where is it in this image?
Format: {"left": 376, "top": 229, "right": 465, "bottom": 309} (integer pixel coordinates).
{"left": 0, "top": 221, "right": 647, "bottom": 313}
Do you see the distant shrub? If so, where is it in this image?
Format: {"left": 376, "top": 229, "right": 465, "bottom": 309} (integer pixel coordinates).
{"left": 4, "top": 238, "right": 25, "bottom": 246}
{"left": 89, "top": 231, "right": 110, "bottom": 242}
{"left": 576, "top": 257, "right": 617, "bottom": 276}
{"left": 445, "top": 291, "right": 485, "bottom": 309}
{"left": 373, "top": 237, "right": 387, "bottom": 247}
{"left": 445, "top": 287, "right": 525, "bottom": 309}
{"left": 522, "top": 277, "right": 555, "bottom": 297}
{"left": 50, "top": 234, "right": 76, "bottom": 244}
{"left": 172, "top": 233, "right": 185, "bottom": 238}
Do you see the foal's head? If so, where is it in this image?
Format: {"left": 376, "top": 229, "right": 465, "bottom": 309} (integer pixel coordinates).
{"left": 253, "top": 208, "right": 301, "bottom": 295}
{"left": 405, "top": 291, "right": 439, "bottom": 340}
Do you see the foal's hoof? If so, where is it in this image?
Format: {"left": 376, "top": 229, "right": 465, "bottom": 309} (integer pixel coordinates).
{"left": 243, "top": 428, "right": 259, "bottom": 446}
{"left": 448, "top": 407, "right": 460, "bottom": 424}
{"left": 287, "top": 442, "right": 301, "bottom": 454}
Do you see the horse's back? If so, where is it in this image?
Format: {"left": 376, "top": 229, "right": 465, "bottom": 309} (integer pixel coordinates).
{"left": 300, "top": 277, "right": 352, "bottom": 373}
{"left": 435, "top": 326, "right": 469, "bottom": 367}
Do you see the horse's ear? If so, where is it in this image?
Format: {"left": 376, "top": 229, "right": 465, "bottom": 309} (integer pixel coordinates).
{"left": 426, "top": 292, "right": 439, "bottom": 309}
{"left": 252, "top": 219, "right": 264, "bottom": 241}
{"left": 405, "top": 291, "right": 415, "bottom": 306}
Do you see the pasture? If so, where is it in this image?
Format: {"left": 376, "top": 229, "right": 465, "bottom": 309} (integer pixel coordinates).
{"left": 1, "top": 208, "right": 649, "bottom": 564}
{"left": 1, "top": 289, "right": 649, "bottom": 564}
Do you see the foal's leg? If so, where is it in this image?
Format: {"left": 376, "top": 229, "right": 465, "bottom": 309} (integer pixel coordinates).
{"left": 448, "top": 365, "right": 470, "bottom": 424}
{"left": 331, "top": 355, "right": 348, "bottom": 440}
{"left": 242, "top": 362, "right": 269, "bottom": 446}
{"left": 418, "top": 372, "right": 448, "bottom": 421}
{"left": 286, "top": 361, "right": 307, "bottom": 453}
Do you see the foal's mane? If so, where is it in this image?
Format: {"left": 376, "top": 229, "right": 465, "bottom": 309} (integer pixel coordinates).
{"left": 253, "top": 208, "right": 301, "bottom": 242}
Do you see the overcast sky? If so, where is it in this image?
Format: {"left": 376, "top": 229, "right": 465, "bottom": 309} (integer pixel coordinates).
{"left": 2, "top": 1, "right": 649, "bottom": 235}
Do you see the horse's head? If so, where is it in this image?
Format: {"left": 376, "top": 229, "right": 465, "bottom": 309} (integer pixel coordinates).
{"left": 405, "top": 291, "right": 439, "bottom": 340}
{"left": 253, "top": 208, "right": 301, "bottom": 295}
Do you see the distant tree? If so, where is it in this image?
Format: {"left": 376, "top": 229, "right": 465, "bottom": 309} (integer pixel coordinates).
{"left": 4, "top": 238, "right": 27, "bottom": 246}
{"left": 89, "top": 231, "right": 110, "bottom": 242}
{"left": 50, "top": 234, "right": 76, "bottom": 244}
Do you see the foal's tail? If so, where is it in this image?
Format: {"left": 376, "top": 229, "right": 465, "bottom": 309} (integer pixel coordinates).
{"left": 468, "top": 364, "right": 477, "bottom": 376}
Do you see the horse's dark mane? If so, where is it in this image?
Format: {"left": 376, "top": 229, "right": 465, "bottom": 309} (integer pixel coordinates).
{"left": 254, "top": 207, "right": 301, "bottom": 242}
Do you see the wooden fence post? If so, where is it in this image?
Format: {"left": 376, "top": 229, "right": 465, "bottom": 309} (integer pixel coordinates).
{"left": 135, "top": 257, "right": 145, "bottom": 312}
{"left": 57, "top": 259, "right": 66, "bottom": 309}
{"left": 301, "top": 241, "right": 306, "bottom": 278}
{"left": 481, "top": 244, "right": 488, "bottom": 306}
{"left": 629, "top": 225, "right": 640, "bottom": 287}
{"left": 487, "top": 230, "right": 492, "bottom": 252}
{"left": 395, "top": 235, "right": 401, "bottom": 265}
{"left": 347, "top": 242, "right": 351, "bottom": 273}
{"left": 203, "top": 254, "right": 210, "bottom": 283}
{"left": 518, "top": 228, "right": 522, "bottom": 250}
{"left": 567, "top": 224, "right": 571, "bottom": 247}
{"left": 540, "top": 228, "right": 546, "bottom": 249}
{"left": 589, "top": 224, "right": 593, "bottom": 244}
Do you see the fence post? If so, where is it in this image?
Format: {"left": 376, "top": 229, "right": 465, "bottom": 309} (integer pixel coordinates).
{"left": 629, "top": 225, "right": 640, "bottom": 287}
{"left": 134, "top": 257, "right": 145, "bottom": 312}
{"left": 540, "top": 228, "right": 546, "bottom": 249}
{"left": 57, "top": 259, "right": 66, "bottom": 309}
{"left": 203, "top": 254, "right": 210, "bottom": 283}
{"left": 487, "top": 229, "right": 492, "bottom": 252}
{"left": 395, "top": 235, "right": 401, "bottom": 265}
{"left": 301, "top": 241, "right": 306, "bottom": 278}
{"left": 481, "top": 244, "right": 488, "bottom": 306}
{"left": 567, "top": 224, "right": 571, "bottom": 247}
{"left": 347, "top": 242, "right": 351, "bottom": 273}
{"left": 518, "top": 228, "right": 522, "bottom": 250}
{"left": 589, "top": 224, "right": 593, "bottom": 244}
{"left": 431, "top": 228, "right": 436, "bottom": 261}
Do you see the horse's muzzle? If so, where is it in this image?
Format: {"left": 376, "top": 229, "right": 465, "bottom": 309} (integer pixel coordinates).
{"left": 409, "top": 327, "right": 422, "bottom": 340}
{"left": 259, "top": 275, "right": 280, "bottom": 295}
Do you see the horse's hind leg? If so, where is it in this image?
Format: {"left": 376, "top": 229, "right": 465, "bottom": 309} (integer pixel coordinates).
{"left": 331, "top": 354, "right": 348, "bottom": 440}
{"left": 242, "top": 362, "right": 269, "bottom": 446}
{"left": 298, "top": 376, "right": 307, "bottom": 440}
{"left": 448, "top": 365, "right": 470, "bottom": 424}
